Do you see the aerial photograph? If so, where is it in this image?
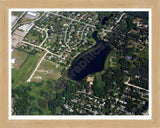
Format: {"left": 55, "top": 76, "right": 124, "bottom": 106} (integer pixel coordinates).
{"left": 11, "top": 10, "right": 149, "bottom": 116}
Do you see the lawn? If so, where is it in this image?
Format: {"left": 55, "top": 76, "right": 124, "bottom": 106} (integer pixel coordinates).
{"left": 25, "top": 79, "right": 63, "bottom": 115}
{"left": 32, "top": 59, "right": 61, "bottom": 82}
{"left": 104, "top": 51, "right": 112, "bottom": 69}
{"left": 96, "top": 76, "right": 105, "bottom": 88}
{"left": 12, "top": 54, "right": 40, "bottom": 88}
{"left": 12, "top": 49, "right": 29, "bottom": 69}
{"left": 27, "top": 81, "right": 54, "bottom": 115}
{"left": 104, "top": 50, "right": 118, "bottom": 68}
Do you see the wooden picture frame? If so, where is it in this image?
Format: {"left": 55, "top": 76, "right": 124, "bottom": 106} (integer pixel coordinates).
{"left": 0, "top": 0, "right": 160, "bottom": 127}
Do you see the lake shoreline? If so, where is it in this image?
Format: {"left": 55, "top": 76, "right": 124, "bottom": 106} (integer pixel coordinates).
{"left": 67, "top": 31, "right": 112, "bottom": 81}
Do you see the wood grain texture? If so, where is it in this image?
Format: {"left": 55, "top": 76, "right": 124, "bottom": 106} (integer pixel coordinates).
{"left": 0, "top": 0, "right": 160, "bottom": 128}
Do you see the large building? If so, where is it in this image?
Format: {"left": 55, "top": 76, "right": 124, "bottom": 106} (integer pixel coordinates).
{"left": 12, "top": 23, "right": 34, "bottom": 47}
{"left": 25, "top": 11, "right": 39, "bottom": 19}
{"left": 18, "top": 24, "right": 34, "bottom": 32}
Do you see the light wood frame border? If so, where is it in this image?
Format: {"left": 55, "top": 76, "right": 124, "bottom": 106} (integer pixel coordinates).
{"left": 0, "top": 0, "right": 160, "bottom": 128}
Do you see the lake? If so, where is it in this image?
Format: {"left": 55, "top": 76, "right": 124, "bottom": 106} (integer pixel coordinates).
{"left": 67, "top": 31, "right": 112, "bottom": 81}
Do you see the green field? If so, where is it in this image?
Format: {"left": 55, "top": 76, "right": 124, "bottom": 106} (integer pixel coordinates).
{"left": 104, "top": 51, "right": 118, "bottom": 69}
{"left": 12, "top": 54, "right": 40, "bottom": 88}
{"left": 104, "top": 51, "right": 113, "bottom": 69}
{"left": 12, "top": 49, "right": 29, "bottom": 69}
{"left": 12, "top": 79, "right": 64, "bottom": 115}
{"left": 32, "top": 60, "right": 61, "bottom": 82}
{"left": 96, "top": 76, "right": 105, "bottom": 88}
{"left": 27, "top": 81, "right": 56, "bottom": 115}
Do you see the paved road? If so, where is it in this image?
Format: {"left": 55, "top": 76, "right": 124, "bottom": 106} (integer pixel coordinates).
{"left": 66, "top": 13, "right": 90, "bottom": 47}
{"left": 116, "top": 13, "right": 125, "bottom": 23}
{"left": 21, "top": 41, "right": 60, "bottom": 58}
{"left": 27, "top": 51, "right": 48, "bottom": 82}
{"left": 74, "top": 20, "right": 91, "bottom": 47}
{"left": 78, "top": 12, "right": 88, "bottom": 21}
{"left": 12, "top": 11, "right": 26, "bottom": 28}
{"left": 124, "top": 77, "right": 149, "bottom": 92}
{"left": 39, "top": 30, "right": 48, "bottom": 47}
{"left": 79, "top": 24, "right": 88, "bottom": 41}
{"left": 64, "top": 15, "right": 78, "bottom": 49}
{"left": 109, "top": 13, "right": 126, "bottom": 31}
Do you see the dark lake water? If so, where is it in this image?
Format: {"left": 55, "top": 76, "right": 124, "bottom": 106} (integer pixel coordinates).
{"left": 67, "top": 31, "right": 112, "bottom": 81}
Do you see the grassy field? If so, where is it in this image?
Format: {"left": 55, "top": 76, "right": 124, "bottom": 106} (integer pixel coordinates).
{"left": 104, "top": 51, "right": 113, "bottom": 69}
{"left": 27, "top": 81, "right": 54, "bottom": 114}
{"left": 104, "top": 50, "right": 118, "bottom": 68}
{"left": 96, "top": 76, "right": 105, "bottom": 88}
{"left": 12, "top": 49, "right": 29, "bottom": 69}
{"left": 32, "top": 59, "right": 61, "bottom": 82}
{"left": 24, "top": 79, "right": 63, "bottom": 115}
{"left": 12, "top": 54, "right": 40, "bottom": 88}
{"left": 94, "top": 50, "right": 119, "bottom": 77}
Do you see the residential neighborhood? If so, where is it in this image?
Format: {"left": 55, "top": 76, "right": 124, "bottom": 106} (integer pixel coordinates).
{"left": 11, "top": 10, "right": 149, "bottom": 116}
